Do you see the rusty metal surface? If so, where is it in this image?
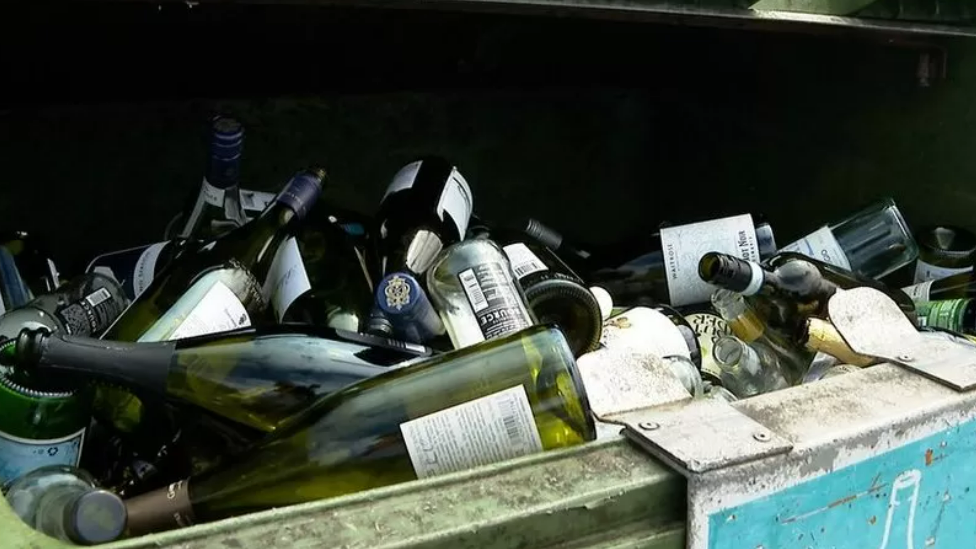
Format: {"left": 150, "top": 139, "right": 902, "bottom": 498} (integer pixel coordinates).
{"left": 829, "top": 287, "right": 976, "bottom": 390}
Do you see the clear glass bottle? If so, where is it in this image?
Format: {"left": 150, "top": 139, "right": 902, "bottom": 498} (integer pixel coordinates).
{"left": 4, "top": 465, "right": 127, "bottom": 545}
{"left": 711, "top": 336, "right": 790, "bottom": 398}
{"left": 427, "top": 239, "right": 536, "bottom": 349}
{"left": 778, "top": 197, "right": 918, "bottom": 279}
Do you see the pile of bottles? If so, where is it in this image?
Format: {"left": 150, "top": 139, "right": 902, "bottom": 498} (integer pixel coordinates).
{"left": 2, "top": 115, "right": 975, "bottom": 544}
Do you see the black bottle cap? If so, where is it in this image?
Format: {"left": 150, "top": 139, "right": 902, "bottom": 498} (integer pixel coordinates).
{"left": 698, "top": 253, "right": 762, "bottom": 294}
{"left": 65, "top": 489, "right": 127, "bottom": 545}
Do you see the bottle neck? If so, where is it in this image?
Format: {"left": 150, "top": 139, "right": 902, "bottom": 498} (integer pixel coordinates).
{"left": 713, "top": 336, "right": 763, "bottom": 375}
{"left": 803, "top": 318, "right": 875, "bottom": 367}
{"left": 699, "top": 253, "right": 766, "bottom": 295}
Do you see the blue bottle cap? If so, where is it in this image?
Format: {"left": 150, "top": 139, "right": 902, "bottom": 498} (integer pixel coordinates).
{"left": 377, "top": 272, "right": 423, "bottom": 315}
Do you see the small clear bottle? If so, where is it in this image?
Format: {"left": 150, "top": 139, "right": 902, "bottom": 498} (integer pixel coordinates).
{"left": 427, "top": 239, "right": 536, "bottom": 349}
{"left": 711, "top": 336, "right": 790, "bottom": 398}
{"left": 4, "top": 465, "right": 127, "bottom": 545}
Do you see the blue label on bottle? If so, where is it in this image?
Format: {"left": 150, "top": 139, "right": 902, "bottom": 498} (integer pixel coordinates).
{"left": 377, "top": 272, "right": 444, "bottom": 344}
{"left": 0, "top": 428, "right": 85, "bottom": 484}
{"left": 276, "top": 173, "right": 322, "bottom": 220}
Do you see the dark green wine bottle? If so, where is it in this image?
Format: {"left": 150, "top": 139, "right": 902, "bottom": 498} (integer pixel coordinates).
{"left": 4, "top": 325, "right": 432, "bottom": 433}
{"left": 124, "top": 325, "right": 595, "bottom": 534}
{"left": 103, "top": 168, "right": 325, "bottom": 343}
{"left": 903, "top": 270, "right": 976, "bottom": 303}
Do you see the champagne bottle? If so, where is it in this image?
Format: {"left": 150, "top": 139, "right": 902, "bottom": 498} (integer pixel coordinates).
{"left": 589, "top": 214, "right": 777, "bottom": 307}
{"left": 0, "top": 272, "right": 129, "bottom": 341}
{"left": 1, "top": 230, "right": 61, "bottom": 297}
{"left": 176, "top": 116, "right": 248, "bottom": 240}
{"left": 86, "top": 240, "right": 188, "bottom": 301}
{"left": 699, "top": 251, "right": 915, "bottom": 334}
{"left": 710, "top": 289, "right": 811, "bottom": 384}
{"left": 282, "top": 204, "right": 375, "bottom": 332}
{"left": 102, "top": 168, "right": 324, "bottom": 343}
{"left": 778, "top": 197, "right": 917, "bottom": 279}
{"left": 375, "top": 157, "right": 473, "bottom": 278}
{"left": 913, "top": 225, "right": 976, "bottom": 284}
{"left": 124, "top": 325, "right": 595, "bottom": 534}
{"left": 427, "top": 239, "right": 536, "bottom": 349}
{"left": 5, "top": 465, "right": 127, "bottom": 544}
{"left": 711, "top": 336, "right": 790, "bottom": 398}
{"left": 2, "top": 325, "right": 432, "bottom": 433}
{"left": 374, "top": 271, "right": 446, "bottom": 344}
{"left": 801, "top": 317, "right": 876, "bottom": 367}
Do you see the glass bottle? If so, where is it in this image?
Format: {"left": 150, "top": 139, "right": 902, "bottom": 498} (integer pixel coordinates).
{"left": 711, "top": 336, "right": 790, "bottom": 398}
{"left": 913, "top": 225, "right": 976, "bottom": 284}
{"left": 124, "top": 325, "right": 595, "bottom": 534}
{"left": 4, "top": 465, "right": 127, "bottom": 545}
{"left": 427, "top": 239, "right": 536, "bottom": 349}
{"left": 374, "top": 271, "right": 445, "bottom": 344}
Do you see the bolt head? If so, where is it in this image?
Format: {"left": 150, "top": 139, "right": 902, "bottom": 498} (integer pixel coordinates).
{"left": 638, "top": 421, "right": 660, "bottom": 431}
{"left": 753, "top": 431, "right": 771, "bottom": 442}
{"left": 897, "top": 354, "right": 914, "bottom": 362}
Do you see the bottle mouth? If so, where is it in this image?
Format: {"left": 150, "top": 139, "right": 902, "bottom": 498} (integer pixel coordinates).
{"left": 712, "top": 336, "right": 743, "bottom": 367}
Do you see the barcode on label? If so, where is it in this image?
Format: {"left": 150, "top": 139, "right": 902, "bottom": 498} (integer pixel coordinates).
{"left": 503, "top": 243, "right": 548, "bottom": 280}
{"left": 514, "top": 262, "right": 543, "bottom": 279}
{"left": 85, "top": 288, "right": 112, "bottom": 307}
{"left": 460, "top": 268, "right": 489, "bottom": 312}
{"left": 498, "top": 393, "right": 526, "bottom": 444}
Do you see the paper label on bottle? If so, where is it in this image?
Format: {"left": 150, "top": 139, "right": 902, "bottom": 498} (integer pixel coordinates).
{"left": 400, "top": 385, "right": 544, "bottom": 479}
{"left": 132, "top": 242, "right": 167, "bottom": 298}
{"left": 601, "top": 307, "right": 691, "bottom": 359}
{"left": 437, "top": 170, "right": 473, "bottom": 239}
{"left": 179, "top": 179, "right": 225, "bottom": 239}
{"left": 916, "top": 299, "right": 970, "bottom": 331}
{"left": 45, "top": 258, "right": 60, "bottom": 290}
{"left": 263, "top": 237, "right": 312, "bottom": 322}
{"left": 686, "top": 313, "right": 733, "bottom": 381}
{"left": 658, "top": 214, "right": 759, "bottom": 307}
{"left": 382, "top": 160, "right": 423, "bottom": 200}
{"left": 902, "top": 280, "right": 933, "bottom": 302}
{"left": 458, "top": 263, "right": 534, "bottom": 341}
{"left": 138, "top": 273, "right": 251, "bottom": 342}
{"left": 913, "top": 260, "right": 972, "bottom": 284}
{"left": 779, "top": 226, "right": 852, "bottom": 270}
{"left": 0, "top": 427, "right": 85, "bottom": 484}
{"left": 239, "top": 189, "right": 276, "bottom": 214}
{"left": 503, "top": 243, "right": 548, "bottom": 280}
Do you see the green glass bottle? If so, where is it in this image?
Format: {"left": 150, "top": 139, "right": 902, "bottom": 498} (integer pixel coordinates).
{"left": 0, "top": 368, "right": 90, "bottom": 484}
{"left": 124, "top": 325, "right": 595, "bottom": 534}
{"left": 103, "top": 167, "right": 325, "bottom": 343}
{"left": 4, "top": 325, "right": 432, "bottom": 433}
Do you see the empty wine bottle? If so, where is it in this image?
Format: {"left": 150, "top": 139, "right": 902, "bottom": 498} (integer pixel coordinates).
{"left": 681, "top": 305, "right": 733, "bottom": 387}
{"left": 0, "top": 246, "right": 32, "bottom": 314}
{"left": 427, "top": 239, "right": 536, "bottom": 349}
{"left": 103, "top": 168, "right": 324, "bottom": 343}
{"left": 86, "top": 240, "right": 188, "bottom": 301}
{"left": 375, "top": 157, "right": 473, "bottom": 278}
{"left": 176, "top": 116, "right": 248, "bottom": 240}
{"left": 2, "top": 324, "right": 432, "bottom": 433}
{"left": 699, "top": 251, "right": 915, "bottom": 335}
{"left": 903, "top": 269, "right": 976, "bottom": 302}
{"left": 913, "top": 225, "right": 976, "bottom": 284}
{"left": 710, "top": 289, "right": 811, "bottom": 385}
{"left": 778, "top": 198, "right": 917, "bottom": 279}
{"left": 5, "top": 465, "right": 127, "bottom": 545}
{"left": 374, "top": 272, "right": 445, "bottom": 344}
{"left": 1, "top": 231, "right": 61, "bottom": 297}
{"left": 124, "top": 325, "right": 595, "bottom": 534}
{"left": 914, "top": 298, "right": 976, "bottom": 335}
{"left": 589, "top": 214, "right": 777, "bottom": 307}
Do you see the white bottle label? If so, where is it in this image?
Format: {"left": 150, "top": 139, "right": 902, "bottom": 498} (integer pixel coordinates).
{"left": 400, "top": 385, "right": 544, "bottom": 479}
{"left": 239, "top": 189, "right": 276, "bottom": 214}
{"left": 685, "top": 313, "right": 733, "bottom": 381}
{"left": 913, "top": 260, "right": 972, "bottom": 284}
{"left": 437, "top": 170, "right": 473, "bottom": 238}
{"left": 139, "top": 273, "right": 251, "bottom": 342}
{"left": 602, "top": 307, "right": 691, "bottom": 359}
{"left": 779, "top": 226, "right": 852, "bottom": 270}
{"left": 179, "top": 179, "right": 226, "bottom": 238}
{"left": 902, "top": 280, "right": 933, "bottom": 302}
{"left": 382, "top": 160, "right": 423, "bottom": 200}
{"left": 263, "top": 237, "right": 312, "bottom": 322}
{"left": 658, "top": 214, "right": 759, "bottom": 307}
{"left": 0, "top": 428, "right": 85, "bottom": 484}
{"left": 132, "top": 242, "right": 167, "bottom": 298}
{"left": 503, "top": 243, "right": 548, "bottom": 280}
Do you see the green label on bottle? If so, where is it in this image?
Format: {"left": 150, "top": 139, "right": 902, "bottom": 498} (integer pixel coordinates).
{"left": 0, "top": 427, "right": 85, "bottom": 484}
{"left": 916, "top": 299, "right": 972, "bottom": 332}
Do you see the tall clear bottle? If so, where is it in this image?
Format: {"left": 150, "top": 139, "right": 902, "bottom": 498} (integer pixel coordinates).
{"left": 175, "top": 116, "right": 248, "bottom": 240}
{"left": 124, "top": 325, "right": 595, "bottom": 535}
{"left": 427, "top": 239, "right": 536, "bottom": 349}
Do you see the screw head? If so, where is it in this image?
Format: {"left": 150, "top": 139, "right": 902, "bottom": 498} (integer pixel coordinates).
{"left": 897, "top": 354, "right": 914, "bottom": 362}
{"left": 638, "top": 421, "right": 660, "bottom": 431}
{"left": 753, "top": 431, "right": 771, "bottom": 443}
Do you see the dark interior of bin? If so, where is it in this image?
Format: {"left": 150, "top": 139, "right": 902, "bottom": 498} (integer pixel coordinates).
{"left": 2, "top": 2, "right": 975, "bottom": 287}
